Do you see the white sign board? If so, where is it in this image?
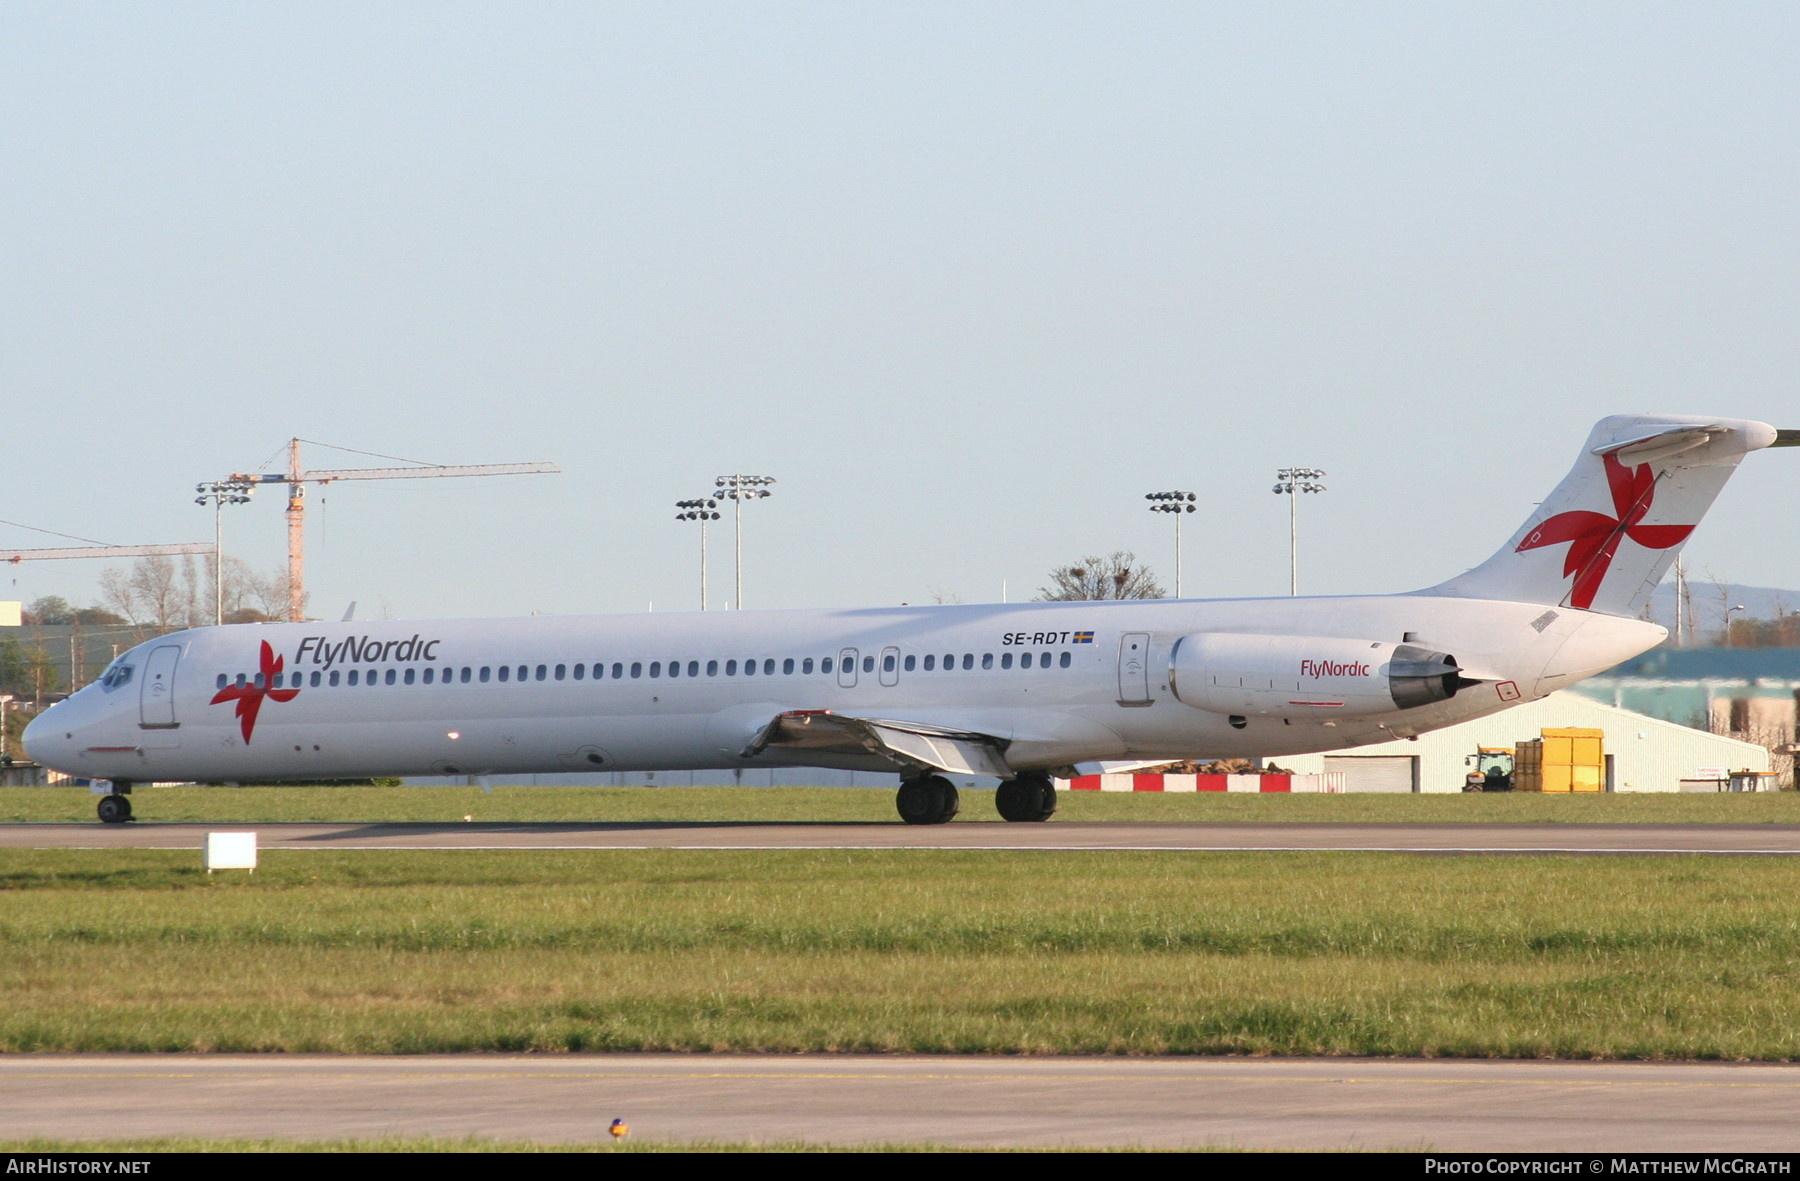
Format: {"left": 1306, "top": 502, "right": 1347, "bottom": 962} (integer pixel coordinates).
{"left": 204, "top": 831, "right": 257, "bottom": 873}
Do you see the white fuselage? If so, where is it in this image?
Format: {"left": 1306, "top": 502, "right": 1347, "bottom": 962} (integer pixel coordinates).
{"left": 25, "top": 593, "right": 1664, "bottom": 785}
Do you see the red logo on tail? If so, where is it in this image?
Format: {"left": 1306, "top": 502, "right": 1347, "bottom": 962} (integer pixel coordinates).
{"left": 1515, "top": 451, "right": 1694, "bottom": 610}
{"left": 211, "top": 640, "right": 299, "bottom": 743}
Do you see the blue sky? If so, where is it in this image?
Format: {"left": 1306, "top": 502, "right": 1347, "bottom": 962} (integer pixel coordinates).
{"left": 4, "top": 2, "right": 1797, "bottom": 619}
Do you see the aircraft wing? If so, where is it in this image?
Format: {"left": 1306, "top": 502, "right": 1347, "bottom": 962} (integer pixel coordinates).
{"left": 742, "top": 709, "right": 1015, "bottom": 778}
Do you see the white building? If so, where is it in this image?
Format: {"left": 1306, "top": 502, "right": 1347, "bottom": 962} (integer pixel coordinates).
{"left": 1276, "top": 691, "right": 1770, "bottom": 793}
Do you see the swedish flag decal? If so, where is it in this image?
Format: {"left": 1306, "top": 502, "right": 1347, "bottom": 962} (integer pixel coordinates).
{"left": 1072, "top": 631, "right": 1095, "bottom": 644}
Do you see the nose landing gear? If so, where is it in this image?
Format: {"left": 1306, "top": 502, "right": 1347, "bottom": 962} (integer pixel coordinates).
{"left": 896, "top": 774, "right": 959, "bottom": 825}
{"left": 96, "top": 785, "right": 134, "bottom": 825}
{"left": 995, "top": 773, "right": 1058, "bottom": 822}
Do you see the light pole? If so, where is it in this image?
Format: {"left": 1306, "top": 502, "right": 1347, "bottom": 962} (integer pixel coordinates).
{"left": 1145, "top": 491, "right": 1196, "bottom": 598}
{"left": 675, "top": 498, "right": 720, "bottom": 610}
{"left": 195, "top": 479, "right": 255, "bottom": 625}
{"left": 713, "top": 475, "right": 775, "bottom": 609}
{"left": 1725, "top": 603, "right": 1748, "bottom": 647}
{"left": 1272, "top": 467, "right": 1326, "bottom": 596}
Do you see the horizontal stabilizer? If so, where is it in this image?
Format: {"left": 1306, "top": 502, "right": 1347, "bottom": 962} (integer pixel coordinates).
{"left": 744, "top": 709, "right": 1014, "bottom": 778}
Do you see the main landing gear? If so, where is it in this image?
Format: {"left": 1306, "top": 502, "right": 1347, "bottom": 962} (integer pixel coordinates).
{"left": 994, "top": 773, "right": 1057, "bottom": 823}
{"left": 894, "top": 772, "right": 1059, "bottom": 824}
{"left": 896, "top": 774, "right": 960, "bottom": 825}
{"left": 97, "top": 783, "right": 134, "bottom": 824}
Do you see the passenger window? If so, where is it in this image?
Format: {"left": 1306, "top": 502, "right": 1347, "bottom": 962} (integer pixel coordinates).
{"left": 517, "top": 665, "right": 528, "bottom": 681}
{"left": 981, "top": 653, "right": 993, "bottom": 670}
{"left": 883, "top": 653, "right": 896, "bottom": 673}
{"left": 650, "top": 662, "right": 661, "bottom": 678}
{"left": 1000, "top": 653, "right": 1013, "bottom": 669}
{"left": 386, "top": 669, "right": 398, "bottom": 686}
{"left": 631, "top": 662, "right": 643, "bottom": 679}
{"left": 862, "top": 656, "right": 874, "bottom": 673}
{"left": 961, "top": 654, "right": 973, "bottom": 670}
{"left": 423, "top": 668, "right": 434, "bottom": 684}
{"left": 1020, "top": 653, "right": 1032, "bottom": 669}
{"left": 536, "top": 665, "right": 547, "bottom": 681}
{"left": 707, "top": 660, "right": 719, "bottom": 677}
{"left": 235, "top": 673, "right": 247, "bottom": 688}
{"left": 744, "top": 659, "right": 757, "bottom": 677}
{"left": 216, "top": 673, "right": 227, "bottom": 690}
{"left": 254, "top": 672, "right": 266, "bottom": 689}
{"left": 1041, "top": 651, "right": 1051, "bottom": 667}
{"left": 403, "top": 668, "right": 416, "bottom": 685}
{"left": 904, "top": 655, "right": 915, "bottom": 671}
{"left": 611, "top": 663, "right": 623, "bottom": 679}
{"left": 1060, "top": 651, "right": 1071, "bottom": 668}
{"left": 348, "top": 670, "right": 360, "bottom": 686}
{"left": 328, "top": 671, "right": 341, "bottom": 687}
{"left": 460, "top": 667, "right": 472, "bottom": 683}
{"left": 821, "top": 657, "right": 832, "bottom": 674}
{"left": 726, "top": 659, "right": 737, "bottom": 676}
{"left": 480, "top": 667, "right": 491, "bottom": 682}
{"left": 499, "top": 666, "right": 511, "bottom": 683}
{"left": 554, "top": 664, "right": 566, "bottom": 681}
{"left": 923, "top": 655, "right": 935, "bottom": 671}
{"left": 764, "top": 659, "right": 775, "bottom": 675}
{"left": 802, "top": 657, "right": 814, "bottom": 674}
{"left": 687, "top": 660, "right": 699, "bottom": 677}
{"left": 783, "top": 658, "right": 794, "bottom": 675}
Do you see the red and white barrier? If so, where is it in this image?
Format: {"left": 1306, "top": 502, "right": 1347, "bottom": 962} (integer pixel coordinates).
{"left": 1058, "top": 773, "right": 1344, "bottom": 793}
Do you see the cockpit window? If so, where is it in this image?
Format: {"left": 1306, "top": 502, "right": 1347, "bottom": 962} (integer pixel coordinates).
{"left": 100, "top": 663, "right": 134, "bottom": 690}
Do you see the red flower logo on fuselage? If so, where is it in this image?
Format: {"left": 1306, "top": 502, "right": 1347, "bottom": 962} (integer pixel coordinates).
{"left": 1515, "top": 451, "right": 1695, "bottom": 610}
{"left": 211, "top": 640, "right": 299, "bottom": 743}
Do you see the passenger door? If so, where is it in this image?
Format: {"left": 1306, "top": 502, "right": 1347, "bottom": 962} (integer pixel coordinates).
{"left": 140, "top": 645, "right": 182, "bottom": 728}
{"left": 1116, "top": 632, "right": 1152, "bottom": 705}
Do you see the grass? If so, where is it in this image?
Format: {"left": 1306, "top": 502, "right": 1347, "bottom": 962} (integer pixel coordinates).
{"left": 5, "top": 784, "right": 1800, "bottom": 824}
{"left": 5, "top": 848, "right": 1800, "bottom": 1058}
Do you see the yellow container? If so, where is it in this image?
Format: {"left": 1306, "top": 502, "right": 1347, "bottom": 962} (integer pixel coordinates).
{"left": 1539, "top": 727, "right": 1604, "bottom": 793}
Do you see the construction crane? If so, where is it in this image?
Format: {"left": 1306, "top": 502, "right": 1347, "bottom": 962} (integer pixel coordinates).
{"left": 225, "top": 439, "right": 560, "bottom": 622}
{"left": 0, "top": 543, "right": 213, "bottom": 564}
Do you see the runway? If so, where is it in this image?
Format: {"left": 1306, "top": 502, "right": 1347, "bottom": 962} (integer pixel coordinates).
{"left": 3, "top": 1055, "right": 1798, "bottom": 1150}
{"left": 8, "top": 820, "right": 1800, "bottom": 853}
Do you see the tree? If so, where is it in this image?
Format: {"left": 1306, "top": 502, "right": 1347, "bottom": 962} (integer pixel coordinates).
{"left": 22, "top": 596, "right": 75, "bottom": 626}
{"left": 97, "top": 554, "right": 290, "bottom": 632}
{"left": 1035, "top": 552, "right": 1165, "bottom": 601}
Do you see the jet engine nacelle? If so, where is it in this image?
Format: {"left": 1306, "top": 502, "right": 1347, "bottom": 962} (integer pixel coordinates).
{"left": 1168, "top": 633, "right": 1471, "bottom": 718}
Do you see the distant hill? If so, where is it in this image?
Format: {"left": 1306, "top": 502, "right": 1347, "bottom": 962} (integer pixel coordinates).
{"left": 1647, "top": 582, "right": 1799, "bottom": 639}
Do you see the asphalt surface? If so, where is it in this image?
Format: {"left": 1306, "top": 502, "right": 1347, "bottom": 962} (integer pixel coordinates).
{"left": 3, "top": 1055, "right": 1797, "bottom": 1150}
{"left": 8, "top": 819, "right": 1800, "bottom": 852}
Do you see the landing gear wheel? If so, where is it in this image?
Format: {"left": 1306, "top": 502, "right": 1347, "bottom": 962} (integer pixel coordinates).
{"left": 896, "top": 775, "right": 960, "bottom": 825}
{"left": 995, "top": 775, "right": 1058, "bottom": 822}
{"left": 97, "top": 794, "right": 133, "bottom": 824}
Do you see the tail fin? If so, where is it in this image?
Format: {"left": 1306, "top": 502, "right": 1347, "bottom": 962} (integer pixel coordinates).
{"left": 1430, "top": 415, "right": 1783, "bottom": 616}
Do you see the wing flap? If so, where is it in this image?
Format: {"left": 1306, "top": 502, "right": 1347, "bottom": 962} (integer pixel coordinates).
{"left": 743, "top": 709, "right": 1014, "bottom": 778}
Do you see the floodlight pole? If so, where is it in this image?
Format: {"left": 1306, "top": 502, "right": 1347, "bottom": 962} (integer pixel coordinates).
{"left": 1272, "top": 467, "right": 1326, "bottom": 596}
{"left": 675, "top": 499, "right": 721, "bottom": 610}
{"left": 713, "top": 475, "right": 775, "bottom": 609}
{"left": 195, "top": 480, "right": 255, "bottom": 625}
{"left": 1145, "top": 491, "right": 1196, "bottom": 598}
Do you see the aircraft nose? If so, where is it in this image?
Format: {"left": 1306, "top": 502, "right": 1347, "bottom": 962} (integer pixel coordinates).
{"left": 21, "top": 708, "right": 74, "bottom": 771}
